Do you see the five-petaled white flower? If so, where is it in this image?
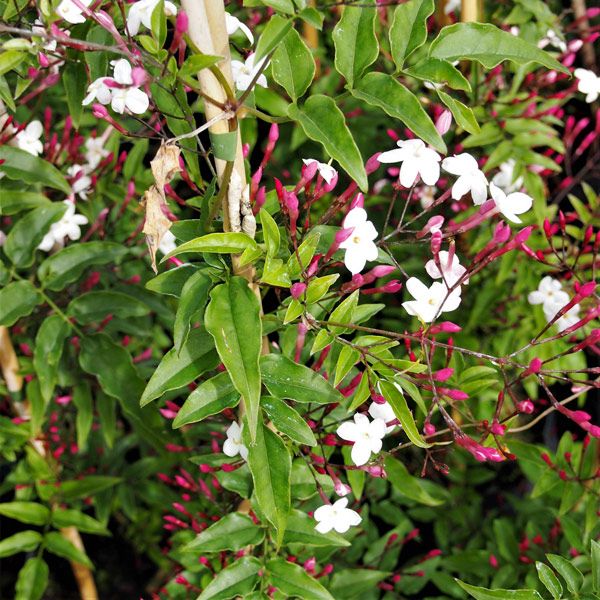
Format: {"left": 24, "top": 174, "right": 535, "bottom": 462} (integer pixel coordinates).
{"left": 489, "top": 183, "right": 533, "bottom": 224}
{"left": 231, "top": 54, "right": 268, "bottom": 91}
{"left": 492, "top": 159, "right": 523, "bottom": 194}
{"left": 442, "top": 153, "right": 488, "bottom": 205}
{"left": 67, "top": 165, "right": 92, "bottom": 200}
{"left": 109, "top": 59, "right": 150, "bottom": 114}
{"left": 552, "top": 303, "right": 580, "bottom": 333}
{"left": 336, "top": 413, "right": 386, "bottom": 466}
{"left": 338, "top": 207, "right": 378, "bottom": 275}
{"left": 38, "top": 201, "right": 88, "bottom": 252}
{"left": 368, "top": 401, "right": 397, "bottom": 434}
{"left": 314, "top": 498, "right": 362, "bottom": 534}
{"left": 402, "top": 277, "right": 462, "bottom": 323}
{"left": 302, "top": 158, "right": 337, "bottom": 185}
{"left": 225, "top": 13, "right": 254, "bottom": 45}
{"left": 527, "top": 276, "right": 569, "bottom": 313}
{"left": 574, "top": 68, "right": 600, "bottom": 104}
{"left": 82, "top": 77, "right": 113, "bottom": 107}
{"left": 538, "top": 29, "right": 567, "bottom": 54}
{"left": 84, "top": 137, "right": 110, "bottom": 170}
{"left": 15, "top": 120, "right": 43, "bottom": 156}
{"left": 158, "top": 230, "right": 177, "bottom": 255}
{"left": 56, "top": 0, "right": 91, "bottom": 24}
{"left": 425, "top": 251, "right": 468, "bottom": 287}
{"left": 222, "top": 422, "right": 248, "bottom": 461}
{"left": 378, "top": 139, "right": 441, "bottom": 188}
{"left": 127, "top": 0, "right": 177, "bottom": 36}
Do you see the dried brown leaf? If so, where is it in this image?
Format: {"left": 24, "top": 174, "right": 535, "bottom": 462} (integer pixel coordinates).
{"left": 150, "top": 142, "right": 181, "bottom": 190}
{"left": 142, "top": 186, "right": 172, "bottom": 273}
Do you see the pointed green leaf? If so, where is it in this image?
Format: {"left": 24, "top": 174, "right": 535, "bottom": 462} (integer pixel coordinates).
{"left": 288, "top": 95, "right": 367, "bottom": 191}
{"left": 205, "top": 277, "right": 262, "bottom": 440}
{"left": 0, "top": 502, "right": 50, "bottom": 526}
{"left": 404, "top": 57, "right": 471, "bottom": 92}
{"left": 0, "top": 280, "right": 42, "bottom": 326}
{"left": 197, "top": 557, "right": 261, "bottom": 600}
{"left": 283, "top": 509, "right": 350, "bottom": 547}
{"left": 546, "top": 554, "right": 584, "bottom": 594}
{"left": 44, "top": 532, "right": 93, "bottom": 569}
{"left": 0, "top": 146, "right": 70, "bottom": 193}
{"left": 389, "top": 0, "right": 434, "bottom": 69}
{"left": 535, "top": 562, "right": 562, "bottom": 600}
{"left": 261, "top": 396, "right": 317, "bottom": 446}
{"left": 456, "top": 580, "right": 543, "bottom": 600}
{"left": 266, "top": 558, "right": 334, "bottom": 600}
{"left": 173, "top": 270, "right": 212, "bottom": 352}
{"left": 14, "top": 558, "right": 48, "bottom": 600}
{"left": 385, "top": 457, "right": 445, "bottom": 505}
{"left": 162, "top": 233, "right": 259, "bottom": 261}
{"left": 272, "top": 27, "right": 315, "bottom": 101}
{"left": 0, "top": 530, "right": 42, "bottom": 557}
{"left": 184, "top": 513, "right": 264, "bottom": 553}
{"left": 437, "top": 89, "right": 480, "bottom": 134}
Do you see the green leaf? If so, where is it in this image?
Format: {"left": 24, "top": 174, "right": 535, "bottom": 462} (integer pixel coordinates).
{"left": 592, "top": 540, "right": 600, "bottom": 593}
{"left": 33, "top": 315, "right": 70, "bottom": 403}
{"left": 38, "top": 241, "right": 128, "bottom": 292}
{"left": 244, "top": 422, "right": 291, "bottom": 545}
{"left": 179, "top": 54, "right": 221, "bottom": 80}
{"left": 44, "top": 532, "right": 93, "bottom": 569}
{"left": 332, "top": 0, "right": 378, "bottom": 88}
{"left": 145, "top": 264, "right": 198, "bottom": 297}
{"left": 260, "top": 354, "right": 343, "bottom": 404}
{"left": 51, "top": 509, "right": 109, "bottom": 535}
{"left": 197, "top": 557, "right": 261, "bottom": 600}
{"left": 4, "top": 202, "right": 67, "bottom": 267}
{"left": 184, "top": 513, "right": 264, "bottom": 553}
{"left": 456, "top": 580, "right": 543, "bottom": 600}
{"left": 14, "top": 558, "right": 48, "bottom": 600}
{"left": 259, "top": 209, "right": 281, "bottom": 257}
{"left": 0, "top": 49, "right": 25, "bottom": 76}
{"left": 266, "top": 558, "right": 334, "bottom": 600}
{"left": 62, "top": 61, "right": 86, "bottom": 128}
{"left": 272, "top": 28, "right": 315, "bottom": 101}
{"left": 0, "top": 530, "right": 42, "bottom": 557}
{"left": 385, "top": 457, "right": 444, "bottom": 505}
{"left": 150, "top": 0, "right": 166, "bottom": 47}
{"left": 329, "top": 569, "right": 391, "bottom": 598}
{"left": 0, "top": 280, "right": 41, "bottom": 326}
{"left": 140, "top": 329, "right": 218, "bottom": 406}
{"left": 50, "top": 476, "right": 122, "bottom": 501}
{"left": 404, "top": 57, "right": 471, "bottom": 92}
{"left": 255, "top": 15, "right": 293, "bottom": 63}
{"left": 389, "top": 0, "right": 434, "bottom": 69}
{"left": 334, "top": 345, "right": 360, "bottom": 387}
{"left": 287, "top": 231, "right": 320, "bottom": 279}
{"left": 546, "top": 554, "right": 584, "bottom": 594}
{"left": 173, "top": 270, "right": 212, "bottom": 352}
{"left": 351, "top": 72, "right": 446, "bottom": 153}
{"left": 328, "top": 290, "right": 359, "bottom": 334}
{"left": 79, "top": 334, "right": 165, "bottom": 450}
{"left": 429, "top": 23, "right": 569, "bottom": 74}
{"left": 535, "top": 562, "right": 562, "bottom": 600}
{"left": 437, "top": 89, "right": 480, "bottom": 135}
{"left": 0, "top": 190, "right": 50, "bottom": 214}
{"left": 261, "top": 396, "right": 317, "bottom": 446}
{"left": 379, "top": 380, "right": 430, "bottom": 448}
{"left": 283, "top": 509, "right": 350, "bottom": 547}
{"left": 288, "top": 95, "right": 367, "bottom": 192}
{"left": 261, "top": 0, "right": 295, "bottom": 13}
{"left": 0, "top": 502, "right": 50, "bottom": 526}
{"left": 72, "top": 382, "right": 93, "bottom": 451}
{"left": 173, "top": 372, "right": 239, "bottom": 428}
{"left": 67, "top": 291, "right": 150, "bottom": 323}
{"left": 0, "top": 146, "right": 70, "bottom": 192}
{"left": 205, "top": 277, "right": 262, "bottom": 440}
{"left": 163, "top": 232, "right": 259, "bottom": 260}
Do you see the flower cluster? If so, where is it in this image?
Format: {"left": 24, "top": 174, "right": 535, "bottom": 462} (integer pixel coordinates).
{"left": 528, "top": 276, "right": 580, "bottom": 332}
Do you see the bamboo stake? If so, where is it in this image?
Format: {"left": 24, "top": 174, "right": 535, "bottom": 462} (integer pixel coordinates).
{"left": 460, "top": 0, "right": 480, "bottom": 22}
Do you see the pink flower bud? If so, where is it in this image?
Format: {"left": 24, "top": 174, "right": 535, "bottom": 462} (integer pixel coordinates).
{"left": 269, "top": 123, "right": 279, "bottom": 142}
{"left": 349, "top": 193, "right": 364, "bottom": 210}
{"left": 381, "top": 280, "right": 402, "bottom": 293}
{"left": 302, "top": 160, "right": 319, "bottom": 180}
{"left": 490, "top": 422, "right": 506, "bottom": 436}
{"left": 517, "top": 400, "right": 534, "bottom": 414}
{"left": 322, "top": 172, "right": 339, "bottom": 192}
{"left": 577, "top": 281, "right": 596, "bottom": 298}
{"left": 432, "top": 368, "right": 453, "bottom": 382}
{"left": 366, "top": 152, "right": 382, "bottom": 173}
{"left": 529, "top": 358, "right": 542, "bottom": 373}
{"left": 435, "top": 110, "right": 452, "bottom": 135}
{"left": 489, "top": 554, "right": 499, "bottom": 568}
{"left": 424, "top": 423, "right": 436, "bottom": 436}
{"left": 369, "top": 265, "right": 396, "bottom": 278}
{"left": 92, "top": 103, "right": 109, "bottom": 119}
{"left": 176, "top": 10, "right": 188, "bottom": 34}
{"left": 493, "top": 221, "right": 511, "bottom": 244}
{"left": 290, "top": 282, "right": 306, "bottom": 299}
{"left": 444, "top": 389, "right": 469, "bottom": 401}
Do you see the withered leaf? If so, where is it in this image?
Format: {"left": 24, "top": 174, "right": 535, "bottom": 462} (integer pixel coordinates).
{"left": 142, "top": 186, "right": 172, "bottom": 274}
{"left": 150, "top": 142, "right": 181, "bottom": 190}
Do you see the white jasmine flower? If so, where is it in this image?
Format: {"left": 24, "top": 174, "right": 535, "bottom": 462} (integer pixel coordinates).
{"left": 425, "top": 250, "right": 468, "bottom": 287}
{"left": 378, "top": 139, "right": 441, "bottom": 188}
{"left": 15, "top": 121, "right": 43, "bottom": 156}
{"left": 444, "top": 0, "right": 461, "bottom": 14}
{"left": 231, "top": 54, "right": 268, "bottom": 91}
{"left": 109, "top": 59, "right": 150, "bottom": 114}
{"left": 489, "top": 183, "right": 533, "bottom": 224}
{"left": 314, "top": 498, "right": 361, "bottom": 534}
{"left": 402, "top": 276, "right": 462, "bottom": 323}
{"left": 368, "top": 401, "right": 397, "bottom": 434}
{"left": 442, "top": 153, "right": 488, "bottom": 205}
{"left": 338, "top": 207, "right": 378, "bottom": 275}
{"left": 419, "top": 185, "right": 436, "bottom": 209}
{"left": 38, "top": 201, "right": 88, "bottom": 252}
{"left": 56, "top": 0, "right": 91, "bottom": 24}
{"left": 510, "top": 26, "right": 520, "bottom": 36}
{"left": 82, "top": 77, "right": 113, "bottom": 106}
{"left": 225, "top": 13, "right": 254, "bottom": 45}
{"left": 336, "top": 413, "right": 386, "bottom": 466}
{"left": 528, "top": 276, "right": 570, "bottom": 313}
{"left": 158, "top": 230, "right": 177, "bottom": 255}
{"left": 302, "top": 159, "right": 337, "bottom": 185}
{"left": 222, "top": 422, "right": 248, "bottom": 461}
{"left": 67, "top": 165, "right": 92, "bottom": 200}
{"left": 127, "top": 0, "right": 177, "bottom": 36}
{"left": 84, "top": 137, "right": 110, "bottom": 170}
{"left": 551, "top": 303, "right": 580, "bottom": 333}
{"left": 574, "top": 68, "right": 600, "bottom": 104}
{"left": 538, "top": 29, "right": 567, "bottom": 53}
{"left": 32, "top": 20, "right": 57, "bottom": 52}
{"left": 491, "top": 159, "right": 523, "bottom": 194}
